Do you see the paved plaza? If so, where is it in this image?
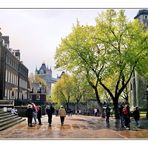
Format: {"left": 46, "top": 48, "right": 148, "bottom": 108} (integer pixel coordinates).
{"left": 0, "top": 115, "right": 148, "bottom": 139}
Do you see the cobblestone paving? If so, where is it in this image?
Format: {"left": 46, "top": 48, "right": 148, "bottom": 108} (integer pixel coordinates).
{"left": 0, "top": 115, "right": 148, "bottom": 139}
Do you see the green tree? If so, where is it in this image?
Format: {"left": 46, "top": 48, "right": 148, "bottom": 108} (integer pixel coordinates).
{"left": 51, "top": 73, "right": 74, "bottom": 110}
{"left": 35, "top": 75, "right": 47, "bottom": 87}
{"left": 55, "top": 21, "right": 104, "bottom": 113}
{"left": 28, "top": 73, "right": 47, "bottom": 87}
{"left": 71, "top": 73, "right": 95, "bottom": 111}
{"left": 55, "top": 9, "right": 148, "bottom": 119}
{"left": 95, "top": 9, "right": 148, "bottom": 118}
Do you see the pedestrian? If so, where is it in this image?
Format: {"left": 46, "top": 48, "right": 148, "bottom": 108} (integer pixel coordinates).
{"left": 32, "top": 103, "right": 38, "bottom": 124}
{"left": 37, "top": 105, "right": 42, "bottom": 125}
{"left": 11, "top": 106, "right": 18, "bottom": 115}
{"left": 26, "top": 104, "right": 33, "bottom": 127}
{"left": 119, "top": 104, "right": 124, "bottom": 128}
{"left": 133, "top": 106, "right": 140, "bottom": 127}
{"left": 105, "top": 105, "right": 111, "bottom": 127}
{"left": 58, "top": 105, "right": 66, "bottom": 126}
{"left": 55, "top": 109, "right": 59, "bottom": 116}
{"left": 94, "top": 108, "right": 97, "bottom": 116}
{"left": 46, "top": 103, "right": 55, "bottom": 126}
{"left": 122, "top": 104, "right": 130, "bottom": 129}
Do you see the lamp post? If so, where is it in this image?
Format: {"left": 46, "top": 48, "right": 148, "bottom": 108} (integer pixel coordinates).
{"left": 146, "top": 85, "right": 148, "bottom": 120}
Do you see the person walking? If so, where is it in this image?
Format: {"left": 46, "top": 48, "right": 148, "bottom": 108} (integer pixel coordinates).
{"left": 94, "top": 108, "right": 98, "bottom": 116}
{"left": 46, "top": 103, "right": 55, "bottom": 126}
{"left": 119, "top": 104, "right": 124, "bottom": 128}
{"left": 133, "top": 106, "right": 140, "bottom": 127}
{"left": 105, "top": 105, "right": 111, "bottom": 127}
{"left": 122, "top": 104, "right": 130, "bottom": 130}
{"left": 32, "top": 103, "right": 38, "bottom": 124}
{"left": 58, "top": 105, "right": 66, "bottom": 126}
{"left": 26, "top": 104, "right": 33, "bottom": 127}
{"left": 37, "top": 105, "right": 42, "bottom": 125}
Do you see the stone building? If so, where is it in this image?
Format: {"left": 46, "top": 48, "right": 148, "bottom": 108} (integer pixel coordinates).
{"left": 29, "top": 82, "right": 46, "bottom": 105}
{"left": 0, "top": 30, "right": 28, "bottom": 101}
{"left": 129, "top": 9, "right": 148, "bottom": 110}
{"left": 35, "top": 63, "right": 57, "bottom": 97}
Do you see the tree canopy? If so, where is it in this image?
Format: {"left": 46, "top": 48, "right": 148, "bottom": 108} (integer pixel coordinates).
{"left": 55, "top": 9, "right": 148, "bottom": 118}
{"left": 51, "top": 72, "right": 95, "bottom": 110}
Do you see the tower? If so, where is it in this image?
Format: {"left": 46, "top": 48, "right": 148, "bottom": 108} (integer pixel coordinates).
{"left": 35, "top": 63, "right": 56, "bottom": 97}
{"left": 134, "top": 9, "right": 148, "bottom": 30}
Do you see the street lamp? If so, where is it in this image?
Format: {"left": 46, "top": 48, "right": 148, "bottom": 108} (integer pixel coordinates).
{"left": 146, "top": 85, "right": 148, "bottom": 120}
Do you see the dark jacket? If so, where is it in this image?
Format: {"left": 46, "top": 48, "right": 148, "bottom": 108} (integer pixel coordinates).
{"left": 46, "top": 105, "right": 55, "bottom": 116}
{"left": 37, "top": 107, "right": 42, "bottom": 118}
{"left": 106, "top": 106, "right": 111, "bottom": 117}
{"left": 27, "top": 108, "right": 33, "bottom": 118}
{"left": 133, "top": 109, "right": 140, "bottom": 120}
{"left": 119, "top": 105, "right": 124, "bottom": 116}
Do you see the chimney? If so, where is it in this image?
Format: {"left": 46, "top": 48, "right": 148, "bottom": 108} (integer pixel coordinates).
{"left": 2, "top": 36, "right": 9, "bottom": 49}
{"left": 12, "top": 49, "right": 20, "bottom": 60}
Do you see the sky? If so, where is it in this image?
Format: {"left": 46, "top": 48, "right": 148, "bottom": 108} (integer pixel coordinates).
{"left": 0, "top": 9, "right": 139, "bottom": 77}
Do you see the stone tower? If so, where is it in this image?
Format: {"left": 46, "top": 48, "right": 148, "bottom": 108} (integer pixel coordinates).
{"left": 35, "top": 63, "right": 56, "bottom": 96}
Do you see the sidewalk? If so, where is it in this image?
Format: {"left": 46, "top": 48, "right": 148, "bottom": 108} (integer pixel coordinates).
{"left": 0, "top": 115, "right": 148, "bottom": 139}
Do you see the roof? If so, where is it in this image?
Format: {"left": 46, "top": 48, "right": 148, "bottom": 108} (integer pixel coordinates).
{"left": 134, "top": 9, "right": 148, "bottom": 19}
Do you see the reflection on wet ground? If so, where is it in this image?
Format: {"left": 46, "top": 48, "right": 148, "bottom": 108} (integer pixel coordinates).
{"left": 0, "top": 115, "right": 148, "bottom": 139}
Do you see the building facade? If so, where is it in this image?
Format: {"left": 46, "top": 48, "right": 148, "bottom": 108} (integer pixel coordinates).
{"left": 129, "top": 9, "right": 148, "bottom": 109}
{"left": 29, "top": 82, "right": 46, "bottom": 105}
{"left": 35, "top": 63, "right": 57, "bottom": 97}
{"left": 0, "top": 31, "right": 28, "bottom": 101}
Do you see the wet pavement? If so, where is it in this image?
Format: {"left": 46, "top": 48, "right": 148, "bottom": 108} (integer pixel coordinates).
{"left": 0, "top": 115, "right": 148, "bottom": 139}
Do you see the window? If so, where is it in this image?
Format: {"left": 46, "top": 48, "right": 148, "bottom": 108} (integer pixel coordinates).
{"left": 11, "top": 72, "right": 13, "bottom": 83}
{"left": 8, "top": 90, "right": 10, "bottom": 99}
{"left": 12, "top": 73, "right": 13, "bottom": 84}
{"left": 5, "top": 70, "right": 7, "bottom": 82}
{"left": 8, "top": 71, "right": 10, "bottom": 83}
{"left": 9, "top": 72, "right": 11, "bottom": 83}
{"left": 5, "top": 89, "right": 7, "bottom": 99}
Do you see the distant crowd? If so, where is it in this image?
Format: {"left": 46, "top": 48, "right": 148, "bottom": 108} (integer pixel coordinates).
{"left": 24, "top": 102, "right": 141, "bottom": 129}
{"left": 102, "top": 104, "right": 140, "bottom": 129}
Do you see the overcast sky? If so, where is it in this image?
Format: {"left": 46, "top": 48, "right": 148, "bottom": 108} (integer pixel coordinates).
{"left": 0, "top": 9, "right": 139, "bottom": 77}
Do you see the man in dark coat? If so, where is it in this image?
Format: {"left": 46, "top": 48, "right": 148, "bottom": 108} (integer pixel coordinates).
{"left": 46, "top": 104, "right": 55, "bottom": 126}
{"left": 37, "top": 105, "right": 42, "bottom": 125}
{"left": 133, "top": 106, "right": 140, "bottom": 127}
{"left": 26, "top": 104, "right": 33, "bottom": 127}
{"left": 105, "top": 105, "right": 111, "bottom": 124}
{"left": 119, "top": 104, "right": 124, "bottom": 128}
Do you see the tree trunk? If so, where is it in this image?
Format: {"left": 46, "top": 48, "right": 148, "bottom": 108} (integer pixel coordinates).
{"left": 113, "top": 99, "right": 119, "bottom": 119}
{"left": 76, "top": 100, "right": 79, "bottom": 111}
{"left": 66, "top": 102, "right": 69, "bottom": 111}
{"left": 94, "top": 87, "right": 103, "bottom": 116}
{"left": 113, "top": 98, "right": 120, "bottom": 129}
